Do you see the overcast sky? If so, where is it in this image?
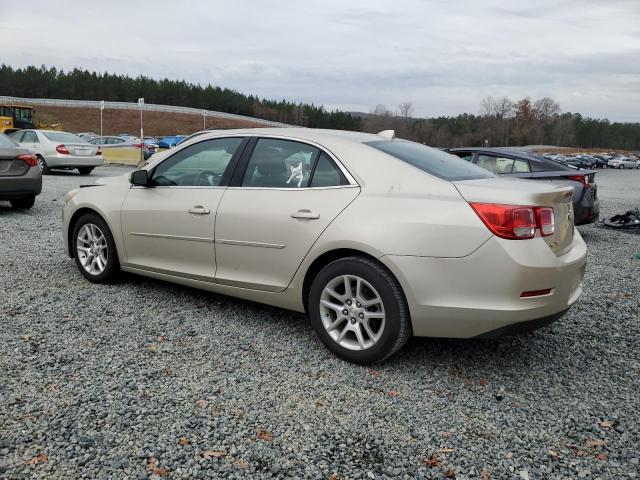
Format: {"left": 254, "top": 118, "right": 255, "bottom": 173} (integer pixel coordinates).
{"left": 2, "top": 0, "right": 639, "bottom": 121}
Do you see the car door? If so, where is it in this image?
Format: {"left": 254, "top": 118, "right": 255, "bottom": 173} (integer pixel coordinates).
{"left": 120, "top": 136, "right": 246, "bottom": 279}
{"left": 214, "top": 137, "right": 360, "bottom": 292}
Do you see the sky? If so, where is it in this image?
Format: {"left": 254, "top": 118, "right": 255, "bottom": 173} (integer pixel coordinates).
{"left": 2, "top": 0, "right": 639, "bottom": 121}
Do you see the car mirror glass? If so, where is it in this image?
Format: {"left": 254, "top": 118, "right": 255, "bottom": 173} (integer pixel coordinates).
{"left": 130, "top": 169, "right": 150, "bottom": 186}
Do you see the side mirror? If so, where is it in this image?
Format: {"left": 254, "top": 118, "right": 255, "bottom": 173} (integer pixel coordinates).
{"left": 130, "top": 169, "right": 151, "bottom": 187}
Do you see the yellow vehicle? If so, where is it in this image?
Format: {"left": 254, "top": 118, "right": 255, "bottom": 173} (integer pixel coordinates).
{"left": 0, "top": 105, "right": 63, "bottom": 134}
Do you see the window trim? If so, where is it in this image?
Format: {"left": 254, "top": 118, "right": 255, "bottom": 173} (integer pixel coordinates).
{"left": 229, "top": 135, "right": 358, "bottom": 190}
{"left": 146, "top": 136, "right": 249, "bottom": 188}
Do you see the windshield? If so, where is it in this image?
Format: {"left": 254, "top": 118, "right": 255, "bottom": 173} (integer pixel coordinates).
{"left": 366, "top": 140, "right": 495, "bottom": 181}
{"left": 43, "top": 132, "right": 85, "bottom": 143}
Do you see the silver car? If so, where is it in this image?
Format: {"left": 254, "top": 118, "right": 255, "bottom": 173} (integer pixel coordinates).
{"left": 89, "top": 136, "right": 152, "bottom": 160}
{"left": 11, "top": 130, "right": 103, "bottom": 175}
{"left": 62, "top": 128, "right": 587, "bottom": 363}
{"left": 608, "top": 156, "right": 639, "bottom": 169}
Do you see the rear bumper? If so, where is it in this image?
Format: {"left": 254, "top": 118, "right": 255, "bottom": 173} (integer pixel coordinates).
{"left": 382, "top": 229, "right": 587, "bottom": 338}
{"left": 0, "top": 168, "right": 42, "bottom": 199}
{"left": 46, "top": 154, "right": 104, "bottom": 168}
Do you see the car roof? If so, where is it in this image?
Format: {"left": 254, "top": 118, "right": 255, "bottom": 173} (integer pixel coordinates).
{"left": 449, "top": 147, "right": 544, "bottom": 161}
{"left": 190, "top": 127, "right": 385, "bottom": 146}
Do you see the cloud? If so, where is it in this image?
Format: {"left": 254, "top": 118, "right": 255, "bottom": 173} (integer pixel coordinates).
{"left": 0, "top": 0, "right": 638, "bottom": 121}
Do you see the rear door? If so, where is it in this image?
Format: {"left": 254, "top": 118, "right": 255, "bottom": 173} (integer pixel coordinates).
{"left": 214, "top": 137, "right": 359, "bottom": 292}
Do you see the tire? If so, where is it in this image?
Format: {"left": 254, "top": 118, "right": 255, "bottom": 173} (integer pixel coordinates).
{"left": 71, "top": 213, "right": 120, "bottom": 283}
{"left": 308, "top": 256, "right": 412, "bottom": 364}
{"left": 620, "top": 164, "right": 624, "bottom": 169}
{"left": 77, "top": 167, "right": 94, "bottom": 175}
{"left": 10, "top": 195, "right": 35, "bottom": 209}
{"left": 37, "top": 155, "right": 49, "bottom": 174}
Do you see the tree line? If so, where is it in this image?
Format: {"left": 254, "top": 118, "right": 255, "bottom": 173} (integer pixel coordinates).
{"left": 1, "top": 65, "right": 638, "bottom": 149}
{"left": 0, "top": 65, "right": 362, "bottom": 131}
{"left": 363, "top": 97, "right": 640, "bottom": 150}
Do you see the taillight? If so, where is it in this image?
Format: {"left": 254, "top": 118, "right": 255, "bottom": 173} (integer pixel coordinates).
{"left": 96, "top": 147, "right": 102, "bottom": 156}
{"left": 469, "top": 203, "right": 555, "bottom": 240}
{"left": 133, "top": 143, "right": 143, "bottom": 148}
{"left": 16, "top": 154, "right": 38, "bottom": 167}
{"left": 56, "top": 144, "right": 70, "bottom": 155}
{"left": 567, "top": 175, "right": 591, "bottom": 190}
{"left": 537, "top": 207, "right": 555, "bottom": 236}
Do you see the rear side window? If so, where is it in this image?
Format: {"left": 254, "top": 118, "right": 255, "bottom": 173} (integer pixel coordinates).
{"left": 310, "top": 152, "right": 348, "bottom": 187}
{"left": 477, "top": 155, "right": 514, "bottom": 174}
{"left": 10, "top": 131, "right": 24, "bottom": 142}
{"left": 366, "top": 140, "right": 493, "bottom": 181}
{"left": 22, "top": 131, "right": 39, "bottom": 143}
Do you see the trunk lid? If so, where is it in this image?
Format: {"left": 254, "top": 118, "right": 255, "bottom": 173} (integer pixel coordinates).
{"left": 64, "top": 143, "right": 99, "bottom": 156}
{"left": 0, "top": 147, "right": 30, "bottom": 177}
{"left": 454, "top": 177, "right": 575, "bottom": 256}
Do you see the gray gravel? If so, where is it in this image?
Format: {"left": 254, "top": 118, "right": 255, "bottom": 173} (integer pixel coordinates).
{"left": 1, "top": 165, "right": 639, "bottom": 479}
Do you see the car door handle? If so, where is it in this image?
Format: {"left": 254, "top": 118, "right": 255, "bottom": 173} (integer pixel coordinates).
{"left": 188, "top": 206, "right": 210, "bottom": 215}
{"left": 291, "top": 210, "right": 320, "bottom": 220}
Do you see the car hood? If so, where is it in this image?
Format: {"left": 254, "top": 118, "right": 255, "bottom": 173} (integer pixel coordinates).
{"left": 93, "top": 173, "right": 131, "bottom": 185}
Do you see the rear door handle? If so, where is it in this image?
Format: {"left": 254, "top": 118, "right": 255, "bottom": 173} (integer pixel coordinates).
{"left": 188, "top": 206, "right": 210, "bottom": 215}
{"left": 291, "top": 209, "right": 320, "bottom": 220}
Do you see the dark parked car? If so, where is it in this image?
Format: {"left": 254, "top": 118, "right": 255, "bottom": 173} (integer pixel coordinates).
{"left": 563, "top": 155, "right": 595, "bottom": 169}
{"left": 0, "top": 133, "right": 42, "bottom": 209}
{"left": 449, "top": 148, "right": 599, "bottom": 225}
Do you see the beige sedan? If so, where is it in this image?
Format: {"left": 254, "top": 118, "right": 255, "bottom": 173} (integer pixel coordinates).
{"left": 62, "top": 128, "right": 587, "bottom": 363}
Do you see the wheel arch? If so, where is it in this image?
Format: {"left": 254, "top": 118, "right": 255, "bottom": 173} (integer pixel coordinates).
{"left": 66, "top": 207, "right": 109, "bottom": 258}
{"left": 301, "top": 248, "right": 407, "bottom": 315}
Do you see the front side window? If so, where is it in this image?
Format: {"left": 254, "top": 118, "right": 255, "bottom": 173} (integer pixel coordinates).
{"left": 22, "top": 131, "right": 39, "bottom": 143}
{"left": 242, "top": 138, "right": 319, "bottom": 188}
{"left": 10, "top": 131, "right": 25, "bottom": 142}
{"left": 152, "top": 137, "right": 243, "bottom": 187}
{"left": 366, "top": 140, "right": 494, "bottom": 181}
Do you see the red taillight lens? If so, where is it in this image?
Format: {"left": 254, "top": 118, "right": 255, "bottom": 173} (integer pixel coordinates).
{"left": 16, "top": 154, "right": 38, "bottom": 167}
{"left": 520, "top": 288, "right": 553, "bottom": 298}
{"left": 469, "top": 203, "right": 555, "bottom": 240}
{"left": 96, "top": 147, "right": 102, "bottom": 156}
{"left": 133, "top": 143, "right": 143, "bottom": 148}
{"left": 537, "top": 207, "right": 555, "bottom": 236}
{"left": 567, "top": 175, "right": 591, "bottom": 190}
{"left": 56, "top": 144, "right": 70, "bottom": 155}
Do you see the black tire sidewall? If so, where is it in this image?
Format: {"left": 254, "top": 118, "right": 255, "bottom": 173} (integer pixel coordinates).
{"left": 10, "top": 195, "right": 35, "bottom": 209}
{"left": 309, "top": 257, "right": 407, "bottom": 364}
{"left": 37, "top": 155, "right": 49, "bottom": 174}
{"left": 71, "top": 213, "right": 119, "bottom": 283}
{"left": 78, "top": 167, "right": 94, "bottom": 175}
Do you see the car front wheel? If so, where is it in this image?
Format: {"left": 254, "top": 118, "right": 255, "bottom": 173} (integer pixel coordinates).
{"left": 72, "top": 213, "right": 120, "bottom": 283}
{"left": 308, "top": 256, "right": 412, "bottom": 364}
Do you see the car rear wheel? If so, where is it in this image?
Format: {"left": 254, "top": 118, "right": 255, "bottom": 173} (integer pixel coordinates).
{"left": 10, "top": 195, "right": 36, "bottom": 209}
{"left": 72, "top": 213, "right": 120, "bottom": 283}
{"left": 308, "top": 256, "right": 411, "bottom": 364}
{"left": 37, "top": 155, "right": 49, "bottom": 174}
{"left": 620, "top": 164, "right": 624, "bottom": 169}
{"left": 77, "top": 167, "right": 94, "bottom": 175}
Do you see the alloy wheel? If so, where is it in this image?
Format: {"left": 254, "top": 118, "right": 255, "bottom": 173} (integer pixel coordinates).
{"left": 319, "top": 274, "right": 386, "bottom": 351}
{"left": 76, "top": 223, "right": 108, "bottom": 275}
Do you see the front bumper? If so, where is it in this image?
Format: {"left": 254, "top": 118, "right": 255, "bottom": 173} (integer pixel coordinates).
{"left": 382, "top": 229, "right": 587, "bottom": 338}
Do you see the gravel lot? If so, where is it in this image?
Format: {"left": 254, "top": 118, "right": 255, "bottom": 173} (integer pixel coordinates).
{"left": 1, "top": 166, "right": 638, "bottom": 479}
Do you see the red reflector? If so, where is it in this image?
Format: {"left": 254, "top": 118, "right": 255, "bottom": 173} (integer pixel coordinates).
{"left": 56, "top": 144, "right": 70, "bottom": 155}
{"left": 537, "top": 207, "right": 555, "bottom": 236}
{"left": 520, "top": 289, "right": 552, "bottom": 298}
{"left": 16, "top": 154, "right": 38, "bottom": 167}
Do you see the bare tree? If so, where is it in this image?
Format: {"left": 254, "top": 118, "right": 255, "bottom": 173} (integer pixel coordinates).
{"left": 533, "top": 97, "right": 561, "bottom": 120}
{"left": 480, "top": 96, "right": 514, "bottom": 118}
{"left": 371, "top": 104, "right": 393, "bottom": 116}
{"left": 398, "top": 101, "right": 414, "bottom": 118}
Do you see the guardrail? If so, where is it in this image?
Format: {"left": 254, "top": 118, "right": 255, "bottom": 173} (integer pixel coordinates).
{"left": 0, "top": 95, "right": 293, "bottom": 127}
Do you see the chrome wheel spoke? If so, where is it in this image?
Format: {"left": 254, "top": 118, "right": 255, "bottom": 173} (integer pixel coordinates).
{"left": 319, "top": 274, "right": 385, "bottom": 352}
{"left": 76, "top": 223, "right": 108, "bottom": 275}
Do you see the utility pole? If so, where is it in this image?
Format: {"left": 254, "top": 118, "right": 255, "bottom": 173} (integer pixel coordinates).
{"left": 138, "top": 98, "right": 144, "bottom": 164}
{"left": 99, "top": 100, "right": 104, "bottom": 138}
{"left": 202, "top": 109, "right": 207, "bottom": 130}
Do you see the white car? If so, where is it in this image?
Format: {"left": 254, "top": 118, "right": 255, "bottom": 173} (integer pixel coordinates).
{"left": 11, "top": 129, "right": 103, "bottom": 175}
{"left": 62, "top": 128, "right": 587, "bottom": 363}
{"left": 608, "top": 156, "right": 639, "bottom": 169}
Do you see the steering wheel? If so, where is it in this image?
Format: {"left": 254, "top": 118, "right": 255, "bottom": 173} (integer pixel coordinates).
{"left": 194, "top": 170, "right": 220, "bottom": 186}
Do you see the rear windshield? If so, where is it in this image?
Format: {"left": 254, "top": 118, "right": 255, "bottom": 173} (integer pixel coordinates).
{"left": 43, "top": 132, "right": 85, "bottom": 143}
{"left": 366, "top": 140, "right": 495, "bottom": 181}
{"left": 0, "top": 133, "right": 18, "bottom": 148}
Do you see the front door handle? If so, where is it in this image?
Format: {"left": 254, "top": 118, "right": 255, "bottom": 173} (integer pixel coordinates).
{"left": 188, "top": 206, "right": 210, "bottom": 215}
{"left": 291, "top": 209, "right": 320, "bottom": 220}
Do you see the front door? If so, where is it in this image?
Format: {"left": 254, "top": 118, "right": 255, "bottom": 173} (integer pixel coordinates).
{"left": 120, "top": 136, "right": 245, "bottom": 280}
{"left": 214, "top": 137, "right": 360, "bottom": 292}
